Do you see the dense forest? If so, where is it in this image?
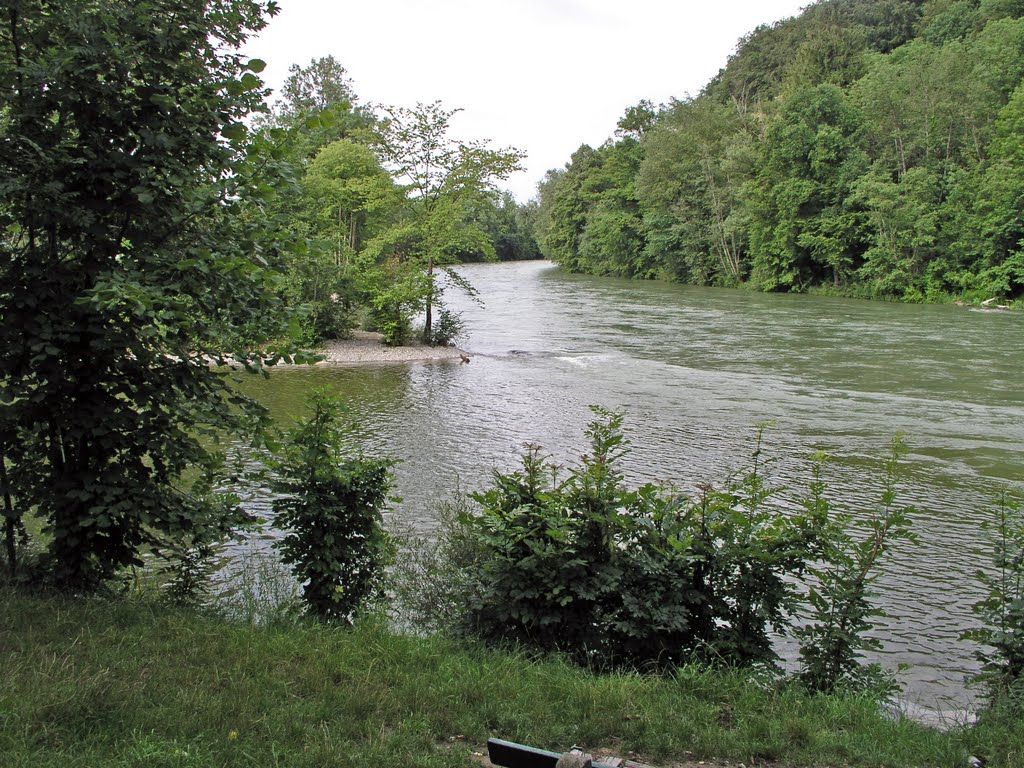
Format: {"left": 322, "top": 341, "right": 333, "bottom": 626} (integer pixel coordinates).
{"left": 534, "top": 0, "right": 1024, "bottom": 303}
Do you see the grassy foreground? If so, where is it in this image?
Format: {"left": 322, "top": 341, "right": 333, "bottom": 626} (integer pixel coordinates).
{"left": 0, "top": 589, "right": 1019, "bottom": 768}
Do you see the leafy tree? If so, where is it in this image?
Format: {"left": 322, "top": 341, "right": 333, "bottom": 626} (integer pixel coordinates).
{"left": 973, "top": 83, "right": 1024, "bottom": 297}
{"left": 578, "top": 137, "right": 650, "bottom": 277}
{"left": 749, "top": 84, "right": 868, "bottom": 291}
{"left": 370, "top": 101, "right": 524, "bottom": 341}
{"left": 472, "top": 192, "right": 542, "bottom": 263}
{"left": 262, "top": 55, "right": 375, "bottom": 161}
{"left": 286, "top": 140, "right": 399, "bottom": 342}
{"left": 637, "top": 98, "right": 752, "bottom": 284}
{"left": 280, "top": 54, "right": 358, "bottom": 114}
{"left": 271, "top": 389, "right": 395, "bottom": 623}
{"left": 537, "top": 145, "right": 597, "bottom": 272}
{"left": 0, "top": 0, "right": 299, "bottom": 589}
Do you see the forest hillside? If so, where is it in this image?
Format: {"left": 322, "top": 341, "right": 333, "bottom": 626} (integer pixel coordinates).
{"left": 534, "top": 0, "right": 1024, "bottom": 303}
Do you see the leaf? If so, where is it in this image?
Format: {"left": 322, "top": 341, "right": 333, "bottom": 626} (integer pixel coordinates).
{"left": 149, "top": 94, "right": 176, "bottom": 111}
{"left": 239, "top": 72, "right": 262, "bottom": 91}
{"left": 221, "top": 122, "right": 248, "bottom": 141}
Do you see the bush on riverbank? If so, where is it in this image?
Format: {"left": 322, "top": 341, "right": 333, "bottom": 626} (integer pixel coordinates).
{"left": 270, "top": 388, "right": 396, "bottom": 623}
{"left": 406, "top": 410, "right": 913, "bottom": 695}
{"left": 0, "top": 587, "right": 1004, "bottom": 768}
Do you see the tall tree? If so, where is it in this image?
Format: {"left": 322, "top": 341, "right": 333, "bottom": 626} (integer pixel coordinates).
{"left": 262, "top": 55, "right": 376, "bottom": 162}
{"left": 0, "top": 0, "right": 295, "bottom": 588}
{"left": 370, "top": 101, "right": 524, "bottom": 340}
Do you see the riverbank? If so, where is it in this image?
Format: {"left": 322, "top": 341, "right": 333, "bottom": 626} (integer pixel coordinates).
{"left": 315, "top": 330, "right": 468, "bottom": 365}
{"left": 2, "top": 588, "right": 1020, "bottom": 768}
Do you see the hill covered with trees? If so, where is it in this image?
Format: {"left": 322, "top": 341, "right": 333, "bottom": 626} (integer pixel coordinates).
{"left": 534, "top": 0, "right": 1024, "bottom": 304}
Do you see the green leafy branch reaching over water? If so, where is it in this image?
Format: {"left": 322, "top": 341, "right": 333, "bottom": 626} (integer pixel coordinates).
{"left": 796, "top": 438, "right": 918, "bottom": 694}
{"left": 964, "top": 489, "right": 1024, "bottom": 704}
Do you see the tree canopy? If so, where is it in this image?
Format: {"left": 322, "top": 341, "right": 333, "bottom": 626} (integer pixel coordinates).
{"left": 0, "top": 0, "right": 296, "bottom": 587}
{"left": 535, "top": 0, "right": 1024, "bottom": 303}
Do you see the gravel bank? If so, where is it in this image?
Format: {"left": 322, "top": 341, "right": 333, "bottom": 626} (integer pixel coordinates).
{"left": 315, "top": 330, "right": 468, "bottom": 365}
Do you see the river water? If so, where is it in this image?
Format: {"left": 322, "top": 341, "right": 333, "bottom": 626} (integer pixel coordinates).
{"left": 236, "top": 260, "right": 1024, "bottom": 715}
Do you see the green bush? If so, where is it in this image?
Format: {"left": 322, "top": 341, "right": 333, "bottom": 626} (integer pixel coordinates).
{"left": 298, "top": 298, "right": 356, "bottom": 346}
{"left": 270, "top": 389, "right": 395, "bottom": 623}
{"left": 965, "top": 489, "right": 1024, "bottom": 703}
{"left": 453, "top": 409, "right": 830, "bottom": 670}
{"left": 795, "top": 441, "right": 917, "bottom": 694}
{"left": 428, "top": 307, "right": 465, "bottom": 347}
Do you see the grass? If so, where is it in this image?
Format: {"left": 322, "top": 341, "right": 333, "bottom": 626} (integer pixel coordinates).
{"left": 0, "top": 588, "right": 1021, "bottom": 767}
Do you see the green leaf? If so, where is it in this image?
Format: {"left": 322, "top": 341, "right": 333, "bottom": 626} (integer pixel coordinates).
{"left": 221, "top": 122, "right": 248, "bottom": 141}
{"left": 239, "top": 72, "right": 261, "bottom": 91}
{"left": 149, "top": 94, "right": 176, "bottom": 111}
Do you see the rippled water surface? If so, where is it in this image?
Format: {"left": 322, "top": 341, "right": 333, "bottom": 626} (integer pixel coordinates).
{"left": 236, "top": 260, "right": 1024, "bottom": 713}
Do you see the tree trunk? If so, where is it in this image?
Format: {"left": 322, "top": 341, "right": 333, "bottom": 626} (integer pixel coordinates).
{"left": 0, "top": 451, "right": 16, "bottom": 576}
{"left": 424, "top": 255, "right": 434, "bottom": 342}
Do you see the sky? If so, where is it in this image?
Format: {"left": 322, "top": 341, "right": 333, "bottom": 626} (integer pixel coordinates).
{"left": 242, "top": 0, "right": 810, "bottom": 202}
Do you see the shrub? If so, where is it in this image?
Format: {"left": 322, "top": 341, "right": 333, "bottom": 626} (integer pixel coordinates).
{"left": 964, "top": 489, "right": 1024, "bottom": 703}
{"left": 299, "top": 298, "right": 356, "bottom": 346}
{"left": 453, "top": 409, "right": 829, "bottom": 670}
{"left": 428, "top": 307, "right": 465, "bottom": 347}
{"left": 270, "top": 389, "right": 396, "bottom": 623}
{"left": 795, "top": 440, "right": 917, "bottom": 694}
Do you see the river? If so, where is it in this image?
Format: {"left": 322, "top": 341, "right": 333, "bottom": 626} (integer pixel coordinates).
{"left": 235, "top": 260, "right": 1024, "bottom": 716}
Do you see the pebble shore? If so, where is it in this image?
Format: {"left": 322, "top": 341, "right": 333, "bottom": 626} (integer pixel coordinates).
{"left": 315, "top": 330, "right": 468, "bottom": 365}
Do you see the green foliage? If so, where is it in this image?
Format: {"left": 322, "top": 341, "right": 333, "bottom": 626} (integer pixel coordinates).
{"left": 428, "top": 306, "right": 465, "bottom": 347}
{"left": 471, "top": 192, "right": 542, "bottom": 262}
{"left": 534, "top": 0, "right": 1024, "bottom": 305}
{"left": 796, "top": 439, "right": 917, "bottom": 694}
{"left": 0, "top": 0, "right": 303, "bottom": 590}
{"left": 540, "top": 132, "right": 651, "bottom": 278}
{"left": 370, "top": 101, "right": 525, "bottom": 341}
{"left": 455, "top": 410, "right": 830, "bottom": 670}
{"left": 964, "top": 490, "right": 1024, "bottom": 702}
{"left": 270, "top": 389, "right": 395, "bottom": 623}
{"left": 259, "top": 55, "right": 376, "bottom": 161}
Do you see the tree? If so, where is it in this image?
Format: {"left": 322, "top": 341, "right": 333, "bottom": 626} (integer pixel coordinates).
{"left": 262, "top": 56, "right": 376, "bottom": 162}
{"left": 370, "top": 101, "right": 524, "bottom": 341}
{"left": 637, "top": 98, "right": 752, "bottom": 284}
{"left": 536, "top": 145, "right": 597, "bottom": 272}
{"left": 748, "top": 84, "right": 867, "bottom": 291}
{"left": 0, "top": 0, "right": 297, "bottom": 589}
{"left": 302, "top": 141, "right": 397, "bottom": 265}
{"left": 286, "top": 140, "right": 399, "bottom": 343}
{"left": 272, "top": 389, "right": 395, "bottom": 623}
{"left": 279, "top": 54, "right": 358, "bottom": 114}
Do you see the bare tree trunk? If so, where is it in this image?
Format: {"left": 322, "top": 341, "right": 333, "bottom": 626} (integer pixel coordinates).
{"left": 1, "top": 451, "right": 16, "bottom": 576}
{"left": 342, "top": 207, "right": 350, "bottom": 268}
{"left": 424, "top": 255, "right": 434, "bottom": 342}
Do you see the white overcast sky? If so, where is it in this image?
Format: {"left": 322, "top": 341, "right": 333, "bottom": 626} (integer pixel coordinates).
{"left": 243, "top": 0, "right": 809, "bottom": 201}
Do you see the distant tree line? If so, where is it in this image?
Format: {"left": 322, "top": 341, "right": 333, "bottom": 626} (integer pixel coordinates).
{"left": 535, "top": 0, "right": 1024, "bottom": 303}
